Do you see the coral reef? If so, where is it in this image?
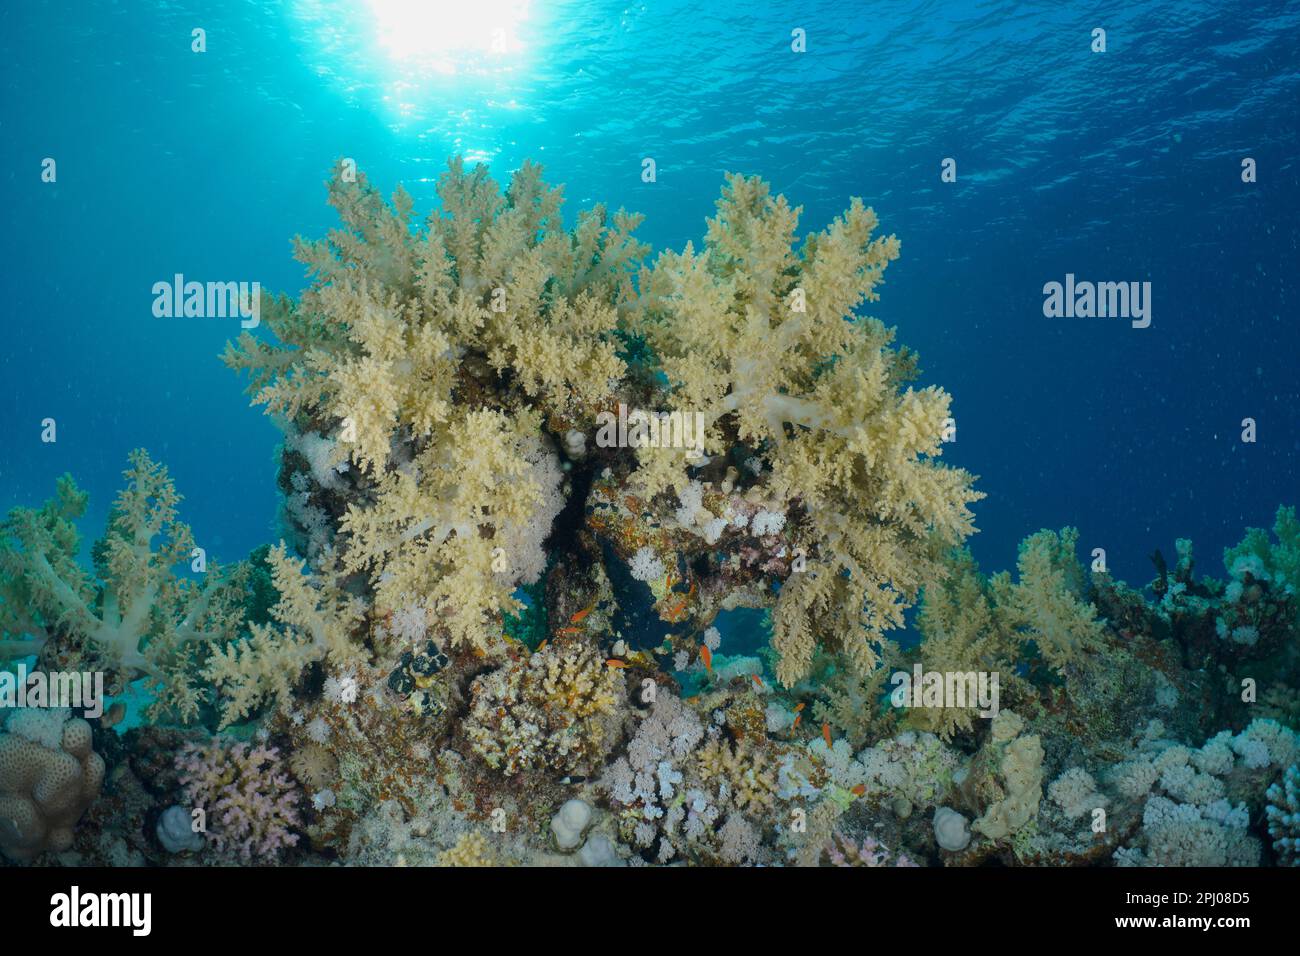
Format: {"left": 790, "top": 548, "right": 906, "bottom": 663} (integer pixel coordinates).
{"left": 0, "top": 156, "right": 1296, "bottom": 869}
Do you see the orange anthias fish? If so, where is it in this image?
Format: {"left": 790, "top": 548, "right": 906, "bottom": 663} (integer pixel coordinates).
{"left": 822, "top": 722, "right": 833, "bottom": 748}
{"left": 699, "top": 644, "right": 713, "bottom": 673}
{"left": 605, "top": 658, "right": 629, "bottom": 669}
{"left": 750, "top": 674, "right": 764, "bottom": 689}
{"left": 851, "top": 784, "right": 866, "bottom": 797}
{"left": 569, "top": 603, "right": 594, "bottom": 625}
{"left": 792, "top": 714, "right": 802, "bottom": 729}
{"left": 663, "top": 597, "right": 689, "bottom": 623}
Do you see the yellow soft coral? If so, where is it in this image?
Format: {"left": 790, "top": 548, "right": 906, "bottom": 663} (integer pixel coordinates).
{"left": 437, "top": 831, "right": 502, "bottom": 867}
{"left": 0, "top": 474, "right": 87, "bottom": 662}
{"left": 338, "top": 407, "right": 558, "bottom": 652}
{"left": 224, "top": 159, "right": 643, "bottom": 656}
{"left": 0, "top": 451, "right": 248, "bottom": 722}
{"left": 224, "top": 159, "right": 640, "bottom": 444}
{"left": 204, "top": 543, "right": 366, "bottom": 727}
{"left": 909, "top": 548, "right": 1020, "bottom": 740}
{"left": 629, "top": 174, "right": 982, "bottom": 685}
{"left": 991, "top": 527, "right": 1105, "bottom": 671}
{"left": 224, "top": 157, "right": 982, "bottom": 695}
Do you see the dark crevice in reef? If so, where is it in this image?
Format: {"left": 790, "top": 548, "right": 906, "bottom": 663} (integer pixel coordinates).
{"left": 543, "top": 456, "right": 595, "bottom": 565}
{"left": 599, "top": 539, "right": 686, "bottom": 652}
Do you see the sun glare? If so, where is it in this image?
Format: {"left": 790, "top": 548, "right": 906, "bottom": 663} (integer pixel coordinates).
{"left": 366, "top": 0, "right": 532, "bottom": 70}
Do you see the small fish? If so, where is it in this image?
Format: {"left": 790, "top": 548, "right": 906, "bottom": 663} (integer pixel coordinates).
{"left": 851, "top": 783, "right": 866, "bottom": 797}
{"left": 559, "top": 775, "right": 588, "bottom": 785}
{"left": 535, "top": 640, "right": 548, "bottom": 653}
{"left": 792, "top": 714, "right": 802, "bottom": 729}
{"left": 750, "top": 674, "right": 764, "bottom": 688}
{"left": 794, "top": 702, "right": 806, "bottom": 713}
{"left": 699, "top": 645, "right": 713, "bottom": 673}
{"left": 605, "top": 658, "right": 629, "bottom": 669}
{"left": 822, "top": 722, "right": 833, "bottom": 748}
{"left": 101, "top": 701, "right": 127, "bottom": 729}
{"left": 570, "top": 603, "right": 594, "bottom": 625}
{"left": 556, "top": 626, "right": 581, "bottom": 636}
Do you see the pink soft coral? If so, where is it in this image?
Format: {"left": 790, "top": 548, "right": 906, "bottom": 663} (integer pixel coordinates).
{"left": 176, "top": 738, "right": 301, "bottom": 862}
{"left": 827, "top": 831, "right": 919, "bottom": 867}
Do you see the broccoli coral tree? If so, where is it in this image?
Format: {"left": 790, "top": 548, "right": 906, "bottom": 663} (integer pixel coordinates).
{"left": 224, "top": 159, "right": 643, "bottom": 655}
{"left": 905, "top": 528, "right": 1108, "bottom": 740}
{"left": 627, "top": 173, "right": 983, "bottom": 685}
{"left": 0, "top": 450, "right": 248, "bottom": 721}
{"left": 221, "top": 156, "right": 981, "bottom": 705}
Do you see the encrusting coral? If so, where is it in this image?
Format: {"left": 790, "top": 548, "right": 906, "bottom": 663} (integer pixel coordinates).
{"left": 1, "top": 155, "right": 1296, "bottom": 869}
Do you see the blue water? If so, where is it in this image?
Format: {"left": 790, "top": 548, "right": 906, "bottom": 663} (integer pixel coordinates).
{"left": 2, "top": 0, "right": 1297, "bottom": 593}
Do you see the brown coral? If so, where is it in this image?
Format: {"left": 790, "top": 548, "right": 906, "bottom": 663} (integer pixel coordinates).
{"left": 0, "top": 712, "right": 105, "bottom": 862}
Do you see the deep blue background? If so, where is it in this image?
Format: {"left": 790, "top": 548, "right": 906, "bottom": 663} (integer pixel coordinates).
{"left": 2, "top": 0, "right": 1297, "bottom": 597}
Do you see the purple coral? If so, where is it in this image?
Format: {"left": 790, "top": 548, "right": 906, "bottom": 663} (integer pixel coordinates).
{"left": 176, "top": 738, "right": 302, "bottom": 863}
{"left": 827, "top": 831, "right": 919, "bottom": 868}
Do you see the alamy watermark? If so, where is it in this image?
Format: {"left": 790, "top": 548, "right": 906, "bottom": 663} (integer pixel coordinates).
{"left": 0, "top": 664, "right": 104, "bottom": 719}
{"left": 50, "top": 886, "right": 151, "bottom": 936}
{"left": 890, "top": 665, "right": 999, "bottom": 718}
{"left": 1042, "top": 273, "right": 1151, "bottom": 329}
{"left": 595, "top": 402, "right": 706, "bottom": 458}
{"left": 151, "top": 274, "right": 260, "bottom": 328}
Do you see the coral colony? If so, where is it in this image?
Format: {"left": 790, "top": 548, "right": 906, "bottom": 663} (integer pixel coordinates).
{"left": 2, "top": 158, "right": 1298, "bottom": 868}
